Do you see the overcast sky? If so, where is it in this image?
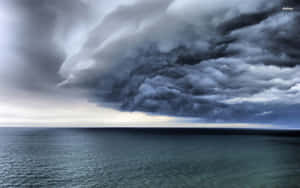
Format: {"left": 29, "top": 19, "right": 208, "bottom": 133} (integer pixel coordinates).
{"left": 0, "top": 0, "right": 299, "bottom": 128}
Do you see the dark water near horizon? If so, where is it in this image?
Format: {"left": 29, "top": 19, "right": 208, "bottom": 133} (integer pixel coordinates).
{"left": 0, "top": 128, "right": 300, "bottom": 188}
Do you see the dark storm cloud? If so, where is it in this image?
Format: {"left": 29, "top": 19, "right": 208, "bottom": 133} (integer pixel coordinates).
{"left": 57, "top": 0, "right": 300, "bottom": 125}
{"left": 0, "top": 0, "right": 61, "bottom": 92}
{"left": 0, "top": 0, "right": 98, "bottom": 93}
{"left": 3, "top": 0, "right": 300, "bottom": 125}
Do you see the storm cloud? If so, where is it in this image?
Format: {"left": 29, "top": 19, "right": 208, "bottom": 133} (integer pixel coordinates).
{"left": 2, "top": 0, "right": 300, "bottom": 125}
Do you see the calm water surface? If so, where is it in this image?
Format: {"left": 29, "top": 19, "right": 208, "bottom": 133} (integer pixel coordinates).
{"left": 0, "top": 128, "right": 300, "bottom": 188}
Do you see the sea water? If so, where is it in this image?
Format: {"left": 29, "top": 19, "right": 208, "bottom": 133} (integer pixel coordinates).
{"left": 0, "top": 128, "right": 299, "bottom": 188}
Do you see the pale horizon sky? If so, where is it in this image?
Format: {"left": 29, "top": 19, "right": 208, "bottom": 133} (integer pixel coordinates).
{"left": 0, "top": 90, "right": 274, "bottom": 128}
{"left": 0, "top": 88, "right": 275, "bottom": 128}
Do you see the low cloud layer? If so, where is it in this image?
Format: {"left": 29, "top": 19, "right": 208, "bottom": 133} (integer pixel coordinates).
{"left": 2, "top": 0, "right": 300, "bottom": 126}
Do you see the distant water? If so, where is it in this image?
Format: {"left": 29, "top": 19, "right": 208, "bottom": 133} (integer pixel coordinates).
{"left": 0, "top": 128, "right": 300, "bottom": 188}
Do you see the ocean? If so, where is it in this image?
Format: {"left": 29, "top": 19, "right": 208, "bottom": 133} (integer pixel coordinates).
{"left": 0, "top": 128, "right": 300, "bottom": 188}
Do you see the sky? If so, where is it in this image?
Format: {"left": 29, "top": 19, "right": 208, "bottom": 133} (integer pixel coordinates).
{"left": 0, "top": 0, "right": 299, "bottom": 128}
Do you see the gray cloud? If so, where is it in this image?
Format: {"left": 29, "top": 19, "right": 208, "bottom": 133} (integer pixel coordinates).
{"left": 2, "top": 0, "right": 300, "bottom": 126}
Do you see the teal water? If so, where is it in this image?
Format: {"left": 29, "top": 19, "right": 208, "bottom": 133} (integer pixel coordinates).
{"left": 0, "top": 128, "right": 300, "bottom": 188}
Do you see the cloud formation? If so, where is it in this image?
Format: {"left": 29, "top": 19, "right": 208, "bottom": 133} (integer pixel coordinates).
{"left": 2, "top": 0, "right": 300, "bottom": 126}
